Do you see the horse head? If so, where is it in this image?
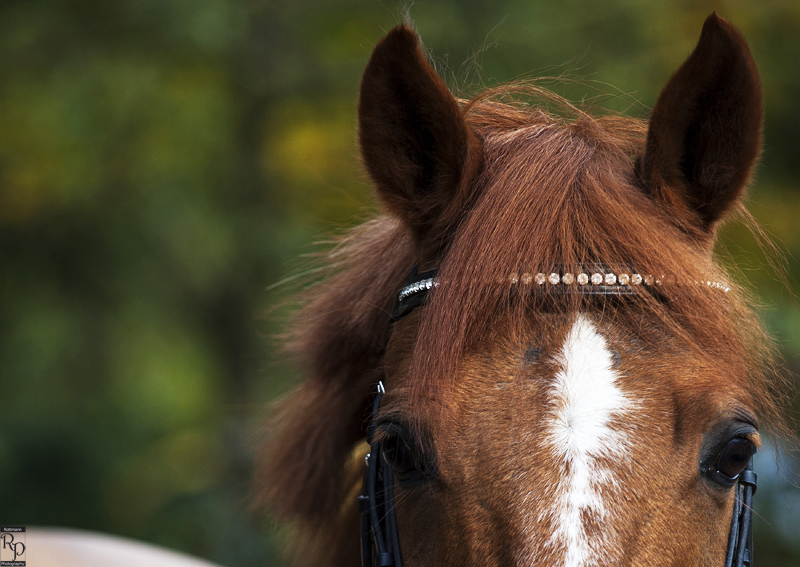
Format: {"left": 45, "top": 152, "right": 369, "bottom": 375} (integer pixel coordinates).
{"left": 260, "top": 14, "right": 788, "bottom": 567}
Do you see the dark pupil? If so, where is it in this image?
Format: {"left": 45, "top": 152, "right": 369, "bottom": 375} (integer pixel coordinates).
{"left": 717, "top": 438, "right": 753, "bottom": 478}
{"left": 381, "top": 435, "right": 417, "bottom": 475}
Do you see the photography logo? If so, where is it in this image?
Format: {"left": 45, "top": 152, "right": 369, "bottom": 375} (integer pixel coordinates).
{"left": 0, "top": 527, "right": 25, "bottom": 566}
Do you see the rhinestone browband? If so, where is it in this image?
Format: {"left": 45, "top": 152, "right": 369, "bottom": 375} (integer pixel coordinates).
{"left": 389, "top": 265, "right": 730, "bottom": 323}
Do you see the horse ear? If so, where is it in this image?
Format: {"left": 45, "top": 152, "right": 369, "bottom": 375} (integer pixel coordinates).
{"left": 640, "top": 13, "right": 762, "bottom": 236}
{"left": 359, "top": 25, "right": 482, "bottom": 250}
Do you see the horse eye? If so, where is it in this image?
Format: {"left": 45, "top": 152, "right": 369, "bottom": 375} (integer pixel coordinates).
{"left": 716, "top": 438, "right": 756, "bottom": 479}
{"left": 381, "top": 433, "right": 423, "bottom": 483}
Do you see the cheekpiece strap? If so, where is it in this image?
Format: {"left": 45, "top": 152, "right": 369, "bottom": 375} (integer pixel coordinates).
{"left": 359, "top": 381, "right": 403, "bottom": 567}
{"left": 724, "top": 460, "right": 756, "bottom": 567}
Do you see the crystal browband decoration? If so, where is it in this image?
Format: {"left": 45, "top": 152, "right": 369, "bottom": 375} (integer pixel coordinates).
{"left": 395, "top": 267, "right": 730, "bottom": 307}
{"left": 508, "top": 270, "right": 729, "bottom": 291}
{"left": 397, "top": 277, "right": 438, "bottom": 302}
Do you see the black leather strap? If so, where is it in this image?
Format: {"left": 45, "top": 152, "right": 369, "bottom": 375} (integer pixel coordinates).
{"left": 725, "top": 461, "right": 757, "bottom": 567}
{"left": 359, "top": 382, "right": 403, "bottom": 567}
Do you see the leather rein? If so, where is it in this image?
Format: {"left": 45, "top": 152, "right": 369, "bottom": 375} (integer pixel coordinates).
{"left": 358, "top": 267, "right": 757, "bottom": 567}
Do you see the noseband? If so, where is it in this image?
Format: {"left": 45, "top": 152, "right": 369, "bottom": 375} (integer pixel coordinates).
{"left": 359, "top": 267, "right": 757, "bottom": 567}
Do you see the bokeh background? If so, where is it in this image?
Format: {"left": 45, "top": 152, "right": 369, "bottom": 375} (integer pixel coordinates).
{"left": 1, "top": 0, "right": 799, "bottom": 565}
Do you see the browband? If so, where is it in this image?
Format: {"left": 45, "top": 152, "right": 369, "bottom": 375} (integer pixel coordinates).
{"left": 389, "top": 264, "right": 731, "bottom": 324}
{"left": 389, "top": 267, "right": 439, "bottom": 323}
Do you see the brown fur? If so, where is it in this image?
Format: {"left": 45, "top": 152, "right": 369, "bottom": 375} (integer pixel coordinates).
{"left": 257, "top": 13, "right": 791, "bottom": 566}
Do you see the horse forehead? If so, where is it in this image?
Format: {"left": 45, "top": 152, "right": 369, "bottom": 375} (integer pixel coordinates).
{"left": 439, "top": 311, "right": 752, "bottom": 481}
{"left": 441, "top": 315, "right": 627, "bottom": 445}
{"left": 439, "top": 312, "right": 751, "bottom": 477}
{"left": 458, "top": 314, "right": 641, "bottom": 432}
{"left": 450, "top": 311, "right": 745, "bottom": 411}
{"left": 545, "top": 315, "right": 634, "bottom": 447}
{"left": 429, "top": 316, "right": 639, "bottom": 564}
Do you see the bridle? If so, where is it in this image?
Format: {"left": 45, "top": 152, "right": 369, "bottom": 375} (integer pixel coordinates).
{"left": 359, "top": 267, "right": 757, "bottom": 567}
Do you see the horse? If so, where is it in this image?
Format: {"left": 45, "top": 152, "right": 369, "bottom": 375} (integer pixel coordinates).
{"left": 258, "top": 13, "right": 792, "bottom": 567}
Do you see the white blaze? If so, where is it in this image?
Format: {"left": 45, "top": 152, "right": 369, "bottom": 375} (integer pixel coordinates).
{"left": 544, "top": 315, "right": 633, "bottom": 566}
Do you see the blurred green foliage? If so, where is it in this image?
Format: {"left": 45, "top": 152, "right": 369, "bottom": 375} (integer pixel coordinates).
{"left": 0, "top": 1, "right": 798, "bottom": 565}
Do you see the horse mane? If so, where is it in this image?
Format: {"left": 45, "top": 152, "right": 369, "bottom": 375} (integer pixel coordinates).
{"left": 257, "top": 84, "right": 792, "bottom": 565}
{"left": 256, "top": 217, "right": 415, "bottom": 564}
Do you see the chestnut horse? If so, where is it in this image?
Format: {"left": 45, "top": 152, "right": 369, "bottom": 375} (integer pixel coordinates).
{"left": 260, "top": 13, "right": 790, "bottom": 567}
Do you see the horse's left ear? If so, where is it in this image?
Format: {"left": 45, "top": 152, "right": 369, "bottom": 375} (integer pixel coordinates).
{"left": 640, "top": 13, "right": 762, "bottom": 236}
{"left": 359, "top": 25, "right": 482, "bottom": 251}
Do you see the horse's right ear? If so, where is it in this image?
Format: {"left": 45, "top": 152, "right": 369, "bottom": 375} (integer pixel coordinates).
{"left": 359, "top": 25, "right": 482, "bottom": 251}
